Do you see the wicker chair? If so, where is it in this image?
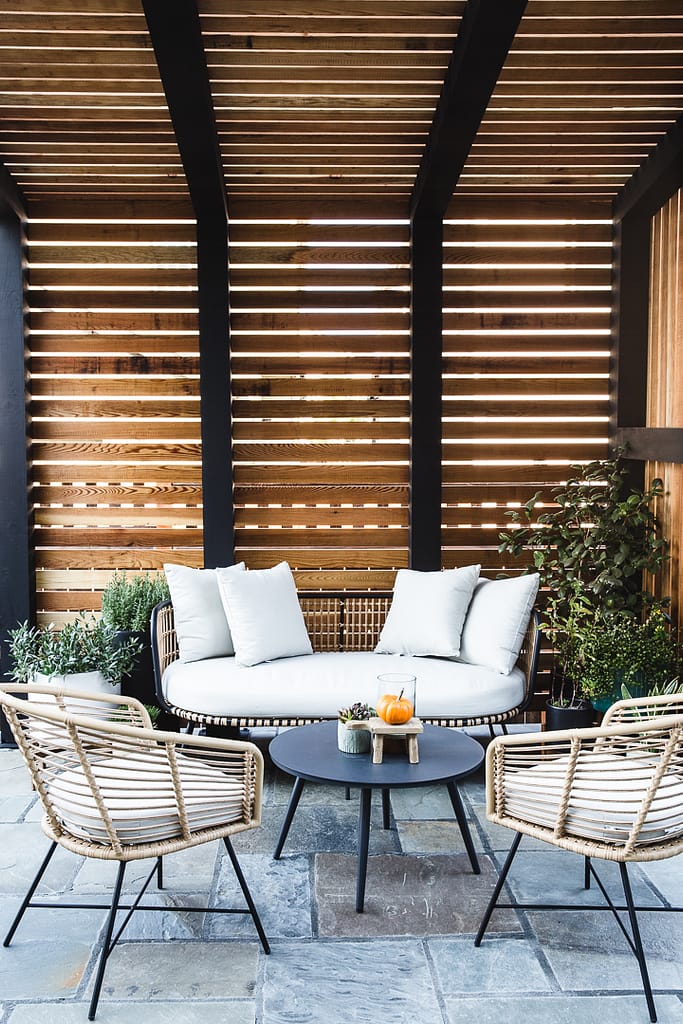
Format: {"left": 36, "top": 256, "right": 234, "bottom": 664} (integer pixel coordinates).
{"left": 475, "top": 693, "right": 683, "bottom": 1022}
{"left": 0, "top": 683, "right": 270, "bottom": 1021}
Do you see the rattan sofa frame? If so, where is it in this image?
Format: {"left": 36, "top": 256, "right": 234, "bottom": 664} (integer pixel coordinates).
{"left": 0, "top": 683, "right": 270, "bottom": 1021}
{"left": 151, "top": 591, "right": 541, "bottom": 733}
{"left": 475, "top": 693, "right": 683, "bottom": 1023}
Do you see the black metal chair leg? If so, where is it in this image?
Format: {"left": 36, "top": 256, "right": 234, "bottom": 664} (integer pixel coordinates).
{"left": 274, "top": 775, "right": 305, "bottom": 860}
{"left": 584, "top": 855, "right": 591, "bottom": 890}
{"left": 156, "top": 857, "right": 164, "bottom": 890}
{"left": 3, "top": 840, "right": 58, "bottom": 947}
{"left": 501, "top": 722, "right": 509, "bottom": 735}
{"left": 88, "top": 860, "right": 127, "bottom": 1021}
{"left": 620, "top": 862, "right": 658, "bottom": 1023}
{"left": 381, "top": 788, "right": 391, "bottom": 829}
{"left": 222, "top": 836, "right": 270, "bottom": 954}
{"left": 475, "top": 831, "right": 523, "bottom": 946}
{"left": 345, "top": 786, "right": 351, "bottom": 800}
{"left": 488, "top": 724, "right": 496, "bottom": 739}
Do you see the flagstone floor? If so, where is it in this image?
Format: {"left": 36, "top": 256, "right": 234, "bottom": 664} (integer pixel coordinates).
{"left": 1, "top": 728, "right": 682, "bottom": 1024}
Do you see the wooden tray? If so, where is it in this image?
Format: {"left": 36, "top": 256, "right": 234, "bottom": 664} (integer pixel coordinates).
{"left": 346, "top": 716, "right": 424, "bottom": 764}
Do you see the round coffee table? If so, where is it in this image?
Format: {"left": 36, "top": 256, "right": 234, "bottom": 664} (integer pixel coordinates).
{"left": 269, "top": 720, "right": 484, "bottom": 912}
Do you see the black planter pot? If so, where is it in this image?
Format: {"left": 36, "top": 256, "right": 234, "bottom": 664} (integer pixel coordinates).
{"left": 545, "top": 698, "right": 595, "bottom": 732}
{"left": 115, "top": 628, "right": 156, "bottom": 706}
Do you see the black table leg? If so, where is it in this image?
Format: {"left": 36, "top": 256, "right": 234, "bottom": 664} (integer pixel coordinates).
{"left": 446, "top": 780, "right": 480, "bottom": 874}
{"left": 274, "top": 776, "right": 305, "bottom": 860}
{"left": 381, "top": 788, "right": 391, "bottom": 829}
{"left": 356, "top": 787, "right": 372, "bottom": 912}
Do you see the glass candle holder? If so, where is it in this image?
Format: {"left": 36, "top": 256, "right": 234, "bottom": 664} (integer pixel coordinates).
{"left": 376, "top": 672, "right": 417, "bottom": 719}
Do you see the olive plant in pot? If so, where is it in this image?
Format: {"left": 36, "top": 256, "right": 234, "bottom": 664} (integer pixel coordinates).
{"left": 100, "top": 571, "right": 169, "bottom": 709}
{"left": 7, "top": 614, "right": 140, "bottom": 696}
{"left": 499, "top": 451, "right": 671, "bottom": 727}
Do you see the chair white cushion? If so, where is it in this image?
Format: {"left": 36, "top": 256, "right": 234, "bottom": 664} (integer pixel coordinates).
{"left": 164, "top": 562, "right": 245, "bottom": 663}
{"left": 375, "top": 565, "right": 480, "bottom": 658}
{"left": 216, "top": 561, "right": 313, "bottom": 667}
{"left": 503, "top": 751, "right": 683, "bottom": 846}
{"left": 48, "top": 753, "right": 245, "bottom": 846}
{"left": 459, "top": 573, "right": 540, "bottom": 675}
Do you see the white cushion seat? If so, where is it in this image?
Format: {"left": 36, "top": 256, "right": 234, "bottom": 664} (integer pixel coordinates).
{"left": 48, "top": 753, "right": 245, "bottom": 846}
{"left": 162, "top": 650, "right": 526, "bottom": 722}
{"left": 502, "top": 751, "right": 683, "bottom": 845}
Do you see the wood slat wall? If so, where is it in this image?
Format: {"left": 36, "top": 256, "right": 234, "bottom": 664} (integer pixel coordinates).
{"left": 28, "top": 198, "right": 202, "bottom": 624}
{"left": 26, "top": 196, "right": 612, "bottom": 623}
{"left": 647, "top": 188, "right": 683, "bottom": 630}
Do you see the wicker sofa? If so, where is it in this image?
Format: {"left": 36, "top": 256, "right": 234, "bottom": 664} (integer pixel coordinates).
{"left": 151, "top": 591, "right": 540, "bottom": 733}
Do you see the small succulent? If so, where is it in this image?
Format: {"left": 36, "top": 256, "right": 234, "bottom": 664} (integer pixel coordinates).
{"left": 338, "top": 701, "right": 375, "bottom": 723}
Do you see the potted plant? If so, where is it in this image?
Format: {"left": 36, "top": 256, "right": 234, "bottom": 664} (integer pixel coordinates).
{"left": 578, "top": 609, "right": 680, "bottom": 712}
{"left": 337, "top": 701, "right": 375, "bottom": 753}
{"left": 100, "top": 571, "right": 169, "bottom": 707}
{"left": 499, "top": 451, "right": 671, "bottom": 726}
{"left": 7, "top": 613, "right": 140, "bottom": 695}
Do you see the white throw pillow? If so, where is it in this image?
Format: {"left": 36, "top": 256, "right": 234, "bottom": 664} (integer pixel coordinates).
{"left": 216, "top": 561, "right": 313, "bottom": 667}
{"left": 459, "top": 573, "right": 540, "bottom": 675}
{"left": 375, "top": 565, "right": 480, "bottom": 658}
{"left": 164, "top": 562, "right": 245, "bottom": 663}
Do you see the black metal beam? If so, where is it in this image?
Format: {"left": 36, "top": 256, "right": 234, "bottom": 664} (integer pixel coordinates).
{"left": 613, "top": 114, "right": 683, "bottom": 223}
{"left": 409, "top": 0, "right": 528, "bottom": 221}
{"left": 142, "top": 0, "right": 234, "bottom": 568}
{"left": 408, "top": 0, "right": 526, "bottom": 570}
{"left": 0, "top": 185, "right": 33, "bottom": 744}
{"left": 615, "top": 428, "right": 683, "bottom": 465}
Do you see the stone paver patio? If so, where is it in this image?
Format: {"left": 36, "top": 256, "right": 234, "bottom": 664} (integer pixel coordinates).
{"left": 1, "top": 728, "right": 682, "bottom": 1024}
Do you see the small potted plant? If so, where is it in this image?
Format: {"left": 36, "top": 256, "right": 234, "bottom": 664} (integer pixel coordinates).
{"left": 100, "top": 571, "right": 169, "bottom": 707}
{"left": 7, "top": 614, "right": 140, "bottom": 695}
{"left": 337, "top": 701, "right": 375, "bottom": 753}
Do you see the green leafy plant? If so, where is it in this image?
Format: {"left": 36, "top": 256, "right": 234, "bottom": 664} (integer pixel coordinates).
{"left": 101, "top": 571, "right": 169, "bottom": 632}
{"left": 338, "top": 701, "right": 375, "bottom": 722}
{"left": 7, "top": 614, "right": 141, "bottom": 687}
{"left": 499, "top": 452, "right": 671, "bottom": 707}
{"left": 578, "top": 609, "right": 680, "bottom": 702}
{"left": 621, "top": 676, "right": 683, "bottom": 701}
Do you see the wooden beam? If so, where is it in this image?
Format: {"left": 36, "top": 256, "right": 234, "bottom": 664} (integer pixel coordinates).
{"left": 0, "top": 205, "right": 33, "bottom": 744}
{"left": 613, "top": 113, "right": 683, "bottom": 224}
{"left": 409, "top": 0, "right": 527, "bottom": 221}
{"left": 615, "top": 428, "right": 683, "bottom": 465}
{"left": 142, "top": 0, "right": 234, "bottom": 568}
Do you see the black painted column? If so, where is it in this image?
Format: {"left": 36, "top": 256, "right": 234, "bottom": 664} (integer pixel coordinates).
{"left": 196, "top": 219, "right": 234, "bottom": 568}
{"left": 0, "top": 208, "right": 33, "bottom": 743}
{"left": 409, "top": 215, "right": 443, "bottom": 570}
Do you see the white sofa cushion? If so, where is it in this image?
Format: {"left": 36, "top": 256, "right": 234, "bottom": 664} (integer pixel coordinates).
{"left": 375, "top": 565, "right": 480, "bottom": 658}
{"left": 164, "top": 562, "right": 245, "bottom": 663}
{"left": 459, "top": 573, "right": 540, "bottom": 675}
{"left": 216, "top": 560, "right": 313, "bottom": 667}
{"left": 162, "top": 650, "right": 525, "bottom": 722}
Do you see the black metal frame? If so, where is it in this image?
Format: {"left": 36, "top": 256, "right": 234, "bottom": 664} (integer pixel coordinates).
{"left": 3, "top": 837, "right": 270, "bottom": 1021}
{"left": 475, "top": 832, "right": 682, "bottom": 1023}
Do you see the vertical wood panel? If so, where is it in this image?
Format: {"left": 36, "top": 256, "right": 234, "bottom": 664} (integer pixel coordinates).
{"left": 647, "top": 188, "right": 683, "bottom": 631}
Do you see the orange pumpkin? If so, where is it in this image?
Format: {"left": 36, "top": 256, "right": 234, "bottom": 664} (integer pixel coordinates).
{"left": 376, "top": 689, "right": 414, "bottom": 725}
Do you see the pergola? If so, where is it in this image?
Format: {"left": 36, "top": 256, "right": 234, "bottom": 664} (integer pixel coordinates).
{"left": 1, "top": 1, "right": 682, "bottom": 734}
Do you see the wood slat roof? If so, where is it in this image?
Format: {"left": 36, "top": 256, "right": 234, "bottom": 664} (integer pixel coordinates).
{"left": 1, "top": 0, "right": 682, "bottom": 206}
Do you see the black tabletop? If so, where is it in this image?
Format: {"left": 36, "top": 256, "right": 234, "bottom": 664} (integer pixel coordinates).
{"left": 269, "top": 721, "right": 484, "bottom": 790}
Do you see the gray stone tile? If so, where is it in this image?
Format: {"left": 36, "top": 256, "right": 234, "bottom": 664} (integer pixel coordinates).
{"left": 430, "top": 935, "right": 552, "bottom": 993}
{"left": 0, "top": 898, "right": 105, "bottom": 999}
{"left": 0, "top": 825, "right": 81, "bottom": 895}
{"left": 529, "top": 908, "right": 683, "bottom": 990}
{"left": 389, "top": 783, "right": 456, "bottom": 820}
{"left": 0, "top": 795, "right": 36, "bottom": 823}
{"left": 0, "top": 753, "right": 34, "bottom": 797}
{"left": 267, "top": 772, "right": 356, "bottom": 807}
{"left": 315, "top": 853, "right": 522, "bottom": 938}
{"left": 211, "top": 852, "right": 311, "bottom": 939}
{"left": 503, "top": 850, "right": 664, "bottom": 908}
{"left": 112, "top": 893, "right": 212, "bottom": 941}
{"left": 638, "top": 855, "right": 683, "bottom": 906}
{"left": 397, "top": 819, "right": 484, "bottom": 855}
{"left": 91, "top": 940, "right": 259, "bottom": 1002}
{"left": 8, "top": 1001, "right": 255, "bottom": 1024}
{"left": 232, "top": 802, "right": 401, "bottom": 857}
{"left": 443, "top": 995, "right": 683, "bottom": 1024}
{"left": 472, "top": 806, "right": 557, "bottom": 852}
{"left": 261, "top": 939, "right": 442, "bottom": 1024}
{"left": 73, "top": 841, "right": 219, "bottom": 896}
